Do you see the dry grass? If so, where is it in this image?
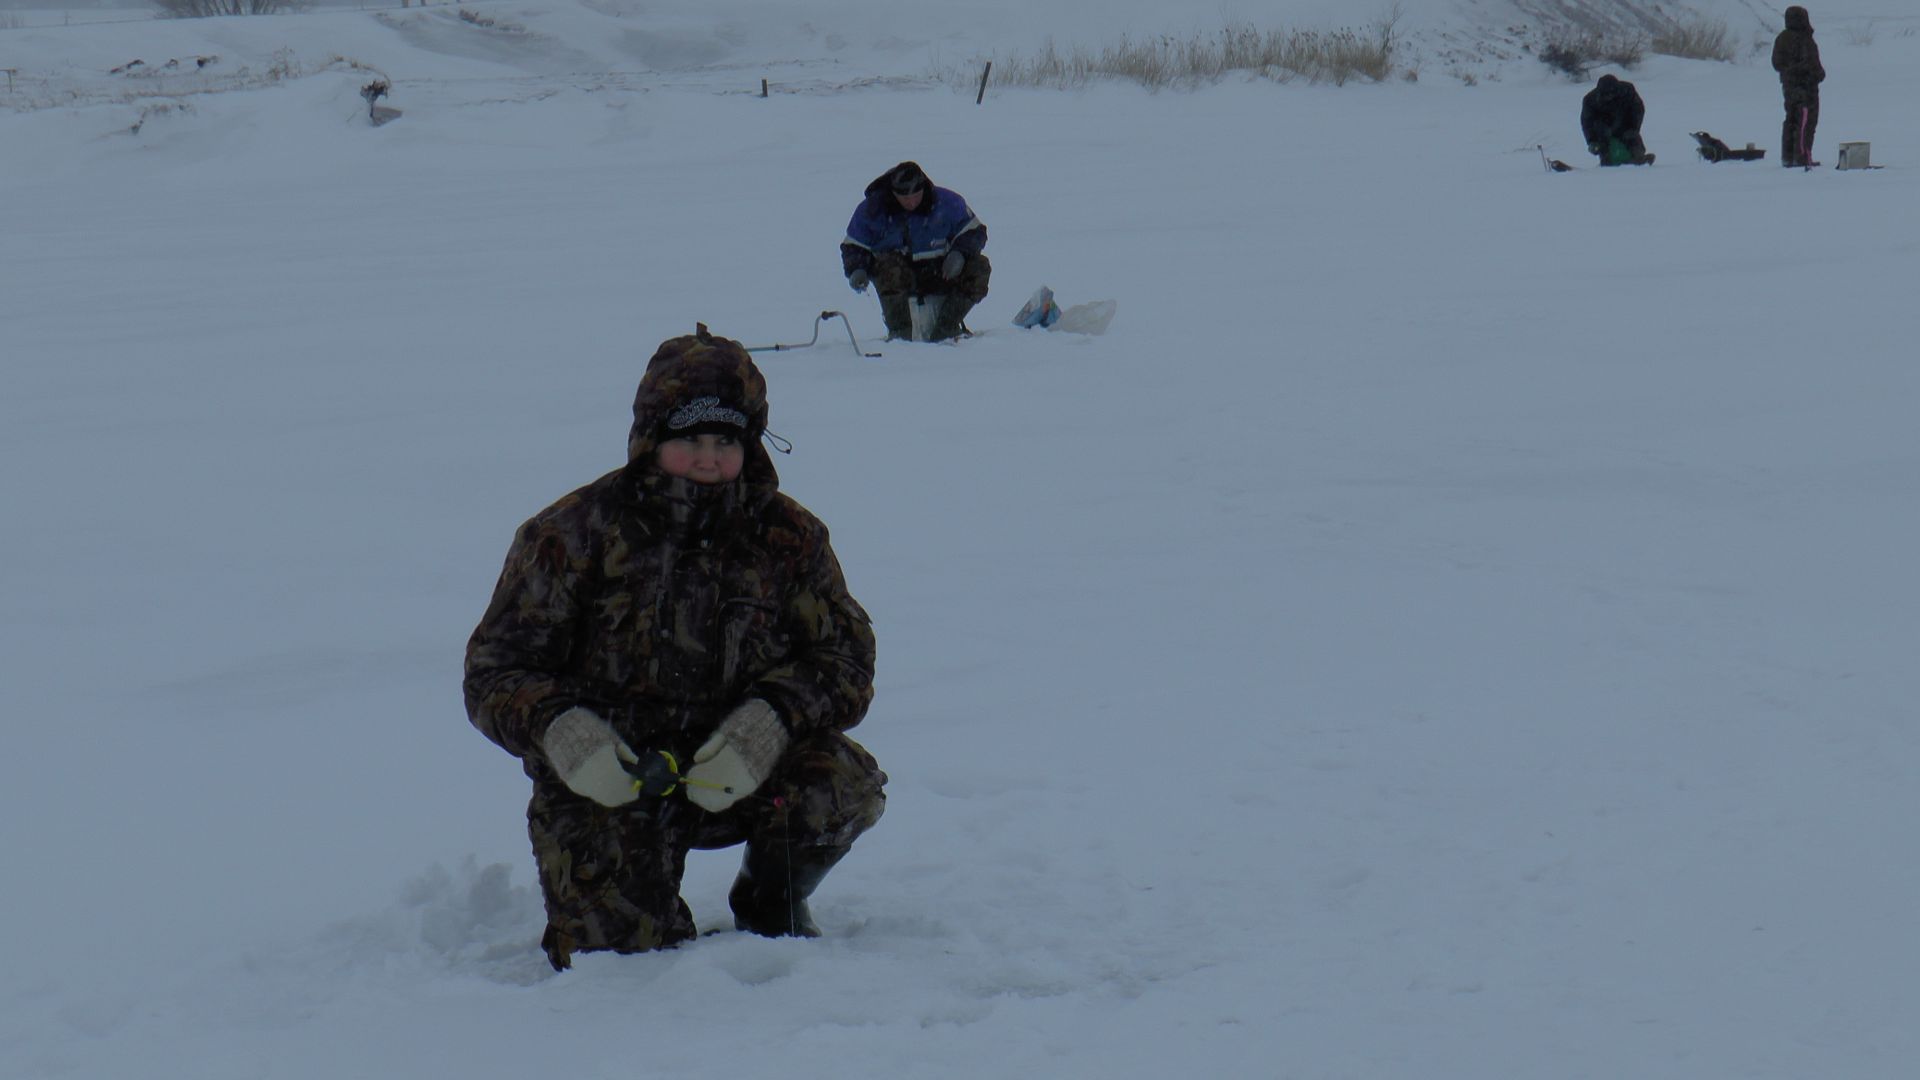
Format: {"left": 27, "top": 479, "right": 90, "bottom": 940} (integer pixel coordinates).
{"left": 974, "top": 15, "right": 1401, "bottom": 92}
{"left": 1538, "top": 31, "right": 1645, "bottom": 79}
{"left": 1841, "top": 24, "right": 1872, "bottom": 46}
{"left": 1651, "top": 16, "right": 1735, "bottom": 61}
{"left": 155, "top": 0, "right": 306, "bottom": 16}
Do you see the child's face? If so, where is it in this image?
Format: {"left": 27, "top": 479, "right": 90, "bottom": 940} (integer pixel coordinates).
{"left": 657, "top": 434, "right": 746, "bottom": 485}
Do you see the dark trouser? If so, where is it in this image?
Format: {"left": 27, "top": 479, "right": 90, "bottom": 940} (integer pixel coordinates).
{"left": 528, "top": 731, "right": 886, "bottom": 967}
{"left": 1782, "top": 86, "right": 1819, "bottom": 166}
{"left": 871, "top": 251, "right": 991, "bottom": 340}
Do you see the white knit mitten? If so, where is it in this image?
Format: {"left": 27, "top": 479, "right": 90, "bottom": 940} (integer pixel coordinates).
{"left": 540, "top": 707, "right": 640, "bottom": 808}
{"left": 685, "top": 700, "right": 788, "bottom": 813}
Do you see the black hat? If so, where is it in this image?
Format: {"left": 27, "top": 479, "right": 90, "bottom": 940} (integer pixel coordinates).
{"left": 660, "top": 394, "right": 751, "bottom": 440}
{"left": 889, "top": 161, "right": 929, "bottom": 196}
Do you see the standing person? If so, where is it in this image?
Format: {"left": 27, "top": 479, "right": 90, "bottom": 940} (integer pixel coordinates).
{"left": 465, "top": 325, "right": 886, "bottom": 971}
{"left": 841, "top": 160, "right": 990, "bottom": 342}
{"left": 1773, "top": 6, "right": 1826, "bottom": 167}
{"left": 1580, "top": 74, "right": 1654, "bottom": 166}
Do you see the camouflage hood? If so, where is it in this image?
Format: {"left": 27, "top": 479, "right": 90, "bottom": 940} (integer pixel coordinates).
{"left": 625, "top": 324, "right": 779, "bottom": 505}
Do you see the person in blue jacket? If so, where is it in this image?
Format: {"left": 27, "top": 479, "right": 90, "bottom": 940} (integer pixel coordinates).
{"left": 840, "top": 161, "right": 990, "bottom": 342}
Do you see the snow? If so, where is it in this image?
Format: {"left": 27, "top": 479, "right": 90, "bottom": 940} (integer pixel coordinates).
{"left": 3, "top": 0, "right": 1917, "bottom": 1076}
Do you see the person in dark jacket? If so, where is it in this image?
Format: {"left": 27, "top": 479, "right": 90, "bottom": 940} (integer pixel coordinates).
{"left": 840, "top": 160, "right": 990, "bottom": 342}
{"left": 1580, "top": 74, "right": 1653, "bottom": 166}
{"left": 1772, "top": 6, "right": 1826, "bottom": 167}
{"left": 465, "top": 326, "right": 885, "bottom": 970}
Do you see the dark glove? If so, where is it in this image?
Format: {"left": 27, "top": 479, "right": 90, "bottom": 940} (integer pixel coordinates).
{"left": 941, "top": 250, "right": 965, "bottom": 281}
{"left": 847, "top": 269, "right": 869, "bottom": 293}
{"left": 1587, "top": 142, "right": 1603, "bottom": 156}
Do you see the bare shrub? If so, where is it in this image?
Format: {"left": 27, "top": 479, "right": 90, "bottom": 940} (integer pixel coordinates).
{"left": 458, "top": 8, "right": 526, "bottom": 33}
{"left": 1601, "top": 35, "right": 1646, "bottom": 68}
{"left": 264, "top": 46, "right": 297, "bottom": 82}
{"left": 154, "top": 0, "right": 306, "bottom": 16}
{"left": 1537, "top": 38, "right": 1591, "bottom": 79}
{"left": 979, "top": 14, "right": 1400, "bottom": 92}
{"left": 1652, "top": 16, "right": 1735, "bottom": 61}
{"left": 1537, "top": 31, "right": 1644, "bottom": 79}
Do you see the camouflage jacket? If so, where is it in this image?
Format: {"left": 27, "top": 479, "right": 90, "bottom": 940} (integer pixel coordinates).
{"left": 463, "top": 329, "right": 875, "bottom": 775}
{"left": 1772, "top": 8, "right": 1825, "bottom": 90}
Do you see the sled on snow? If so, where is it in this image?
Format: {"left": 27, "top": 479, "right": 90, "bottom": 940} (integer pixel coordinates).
{"left": 1691, "top": 131, "right": 1765, "bottom": 163}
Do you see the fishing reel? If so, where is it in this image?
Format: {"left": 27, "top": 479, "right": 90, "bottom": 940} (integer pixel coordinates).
{"left": 621, "top": 748, "right": 685, "bottom": 800}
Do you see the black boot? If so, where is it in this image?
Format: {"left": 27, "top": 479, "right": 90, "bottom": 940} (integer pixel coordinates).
{"left": 728, "top": 843, "right": 850, "bottom": 938}
{"left": 926, "top": 295, "right": 977, "bottom": 342}
{"left": 879, "top": 295, "right": 912, "bottom": 341}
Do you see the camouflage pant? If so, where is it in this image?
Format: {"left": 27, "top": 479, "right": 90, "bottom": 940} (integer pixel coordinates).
{"left": 1781, "top": 86, "right": 1819, "bottom": 166}
{"left": 871, "top": 251, "right": 991, "bottom": 338}
{"left": 528, "top": 731, "right": 885, "bottom": 966}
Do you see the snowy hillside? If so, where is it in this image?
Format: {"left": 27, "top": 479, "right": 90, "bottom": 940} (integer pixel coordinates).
{"left": 4, "top": 1, "right": 1918, "bottom": 1077}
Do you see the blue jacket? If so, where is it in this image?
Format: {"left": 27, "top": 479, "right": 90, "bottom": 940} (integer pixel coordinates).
{"left": 840, "top": 167, "right": 987, "bottom": 275}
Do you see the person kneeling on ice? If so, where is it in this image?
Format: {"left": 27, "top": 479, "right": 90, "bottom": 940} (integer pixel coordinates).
{"left": 840, "top": 160, "right": 990, "bottom": 342}
{"left": 1580, "top": 74, "right": 1654, "bottom": 166}
{"left": 465, "top": 325, "right": 885, "bottom": 970}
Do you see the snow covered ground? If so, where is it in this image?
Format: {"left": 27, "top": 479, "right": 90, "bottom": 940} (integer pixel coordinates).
{"left": 4, "top": 1, "right": 1917, "bottom": 1077}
